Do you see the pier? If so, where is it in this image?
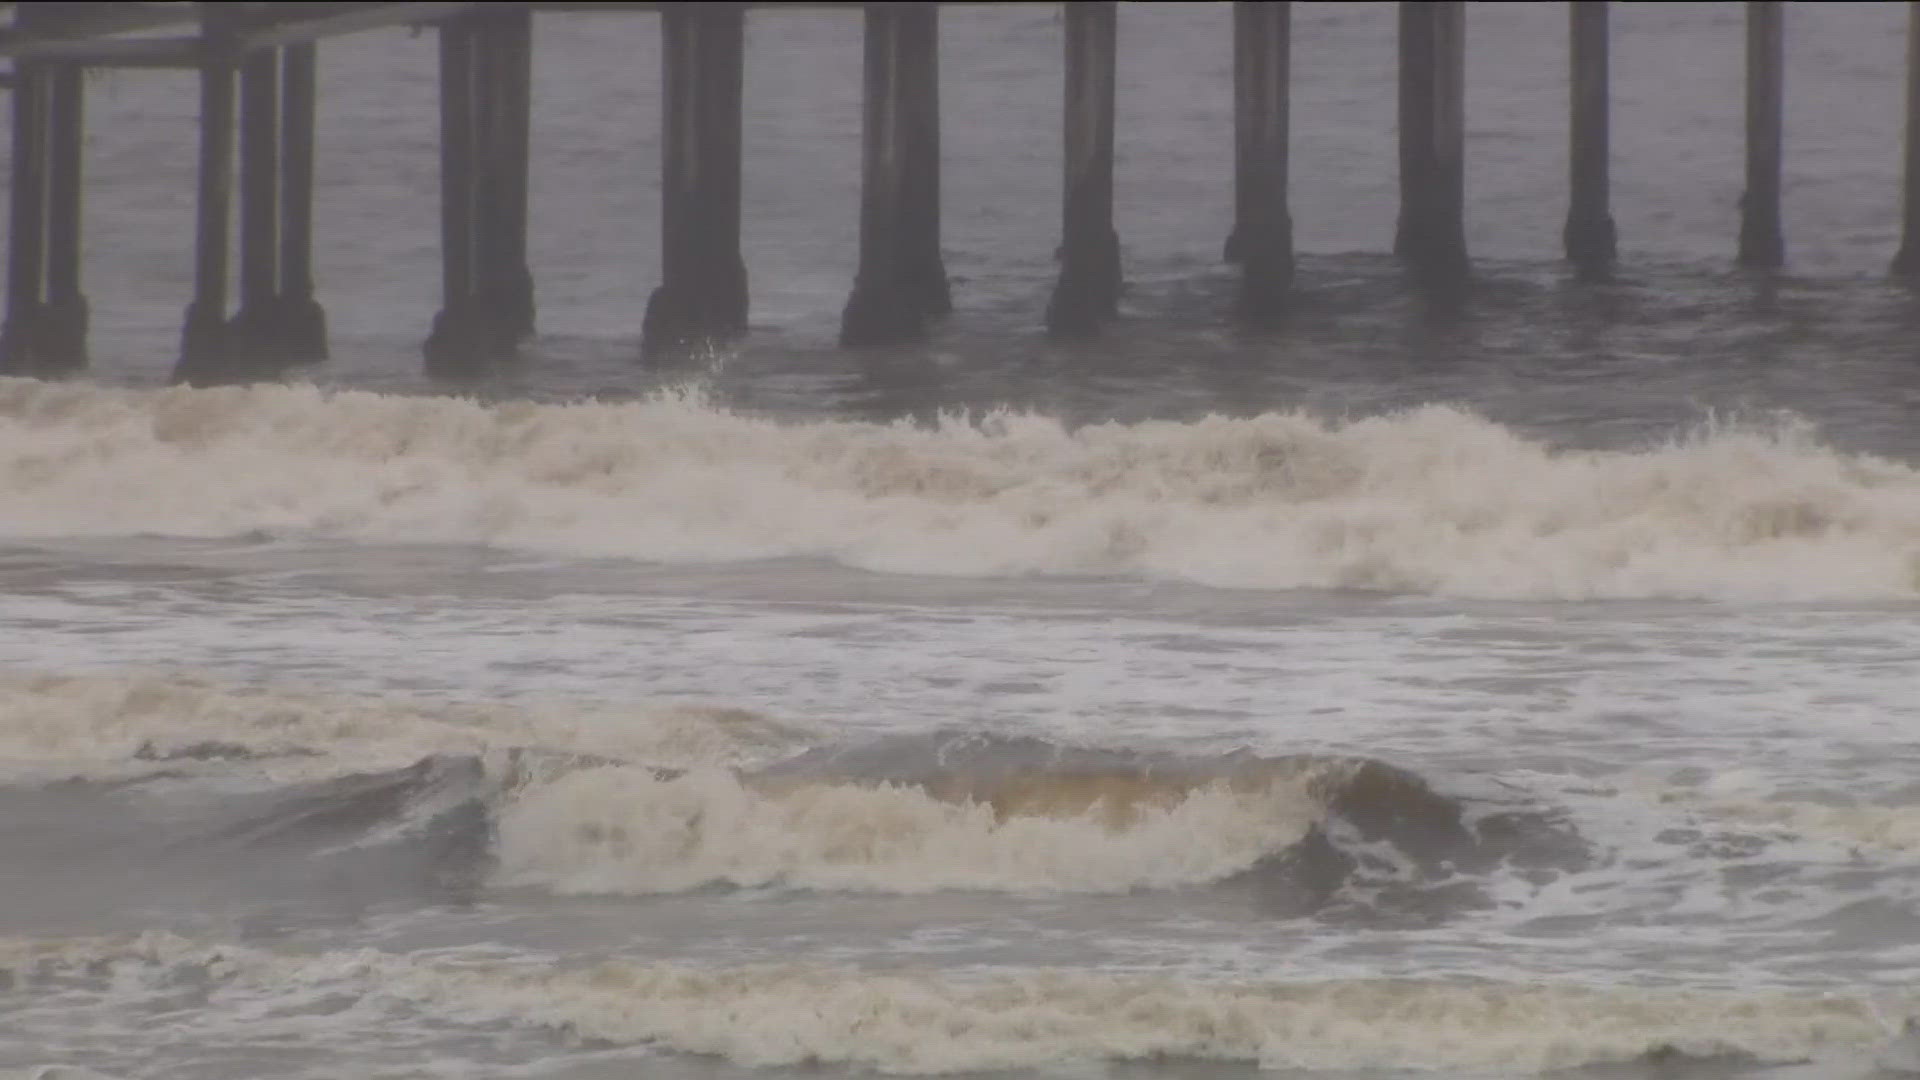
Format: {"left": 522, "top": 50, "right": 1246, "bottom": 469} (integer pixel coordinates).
{"left": 0, "top": 2, "right": 1912, "bottom": 384}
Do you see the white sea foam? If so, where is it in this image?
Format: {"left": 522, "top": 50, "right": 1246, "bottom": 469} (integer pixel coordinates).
{"left": 0, "top": 931, "right": 1905, "bottom": 1075}
{"left": 491, "top": 763, "right": 1323, "bottom": 895}
{"left": 5, "top": 379, "right": 1918, "bottom": 600}
{"left": 0, "top": 669, "right": 802, "bottom": 782}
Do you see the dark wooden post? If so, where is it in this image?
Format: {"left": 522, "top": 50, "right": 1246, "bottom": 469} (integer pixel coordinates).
{"left": 840, "top": 4, "right": 911, "bottom": 346}
{"left": 842, "top": 3, "right": 947, "bottom": 346}
{"left": 643, "top": 3, "right": 748, "bottom": 358}
{"left": 1394, "top": 2, "right": 1433, "bottom": 263}
{"left": 1564, "top": 1, "right": 1616, "bottom": 274}
{"left": 898, "top": 3, "right": 949, "bottom": 319}
{"left": 1738, "top": 0, "right": 1785, "bottom": 268}
{"left": 0, "top": 63, "right": 48, "bottom": 376}
{"left": 425, "top": 19, "right": 480, "bottom": 377}
{"left": 40, "top": 63, "right": 88, "bottom": 373}
{"left": 232, "top": 47, "right": 282, "bottom": 359}
{"left": 1394, "top": 0, "right": 1468, "bottom": 285}
{"left": 173, "top": 13, "right": 241, "bottom": 386}
{"left": 1231, "top": 0, "right": 1292, "bottom": 319}
{"left": 277, "top": 42, "right": 328, "bottom": 360}
{"left": 699, "top": 3, "right": 747, "bottom": 332}
{"left": 1227, "top": 2, "right": 1253, "bottom": 264}
{"left": 1046, "top": 0, "right": 1121, "bottom": 335}
{"left": 1894, "top": 2, "right": 1920, "bottom": 276}
{"left": 644, "top": 4, "right": 699, "bottom": 355}
{"left": 467, "top": 8, "right": 534, "bottom": 346}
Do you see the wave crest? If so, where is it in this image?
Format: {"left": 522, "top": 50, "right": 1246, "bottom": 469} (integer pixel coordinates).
{"left": 6, "top": 379, "right": 1919, "bottom": 599}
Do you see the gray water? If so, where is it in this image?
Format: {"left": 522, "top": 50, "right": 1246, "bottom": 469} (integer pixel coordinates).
{"left": 5, "top": 3, "right": 1920, "bottom": 1078}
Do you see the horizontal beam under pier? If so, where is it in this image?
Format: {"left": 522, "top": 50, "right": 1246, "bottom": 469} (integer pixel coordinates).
{"left": 0, "top": 35, "right": 201, "bottom": 67}
{"left": 238, "top": 2, "right": 486, "bottom": 51}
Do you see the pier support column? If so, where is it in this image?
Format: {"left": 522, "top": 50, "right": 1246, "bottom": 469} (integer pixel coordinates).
{"left": 230, "top": 47, "right": 282, "bottom": 361}
{"left": 478, "top": 8, "right": 535, "bottom": 342}
{"left": 1046, "top": 0, "right": 1121, "bottom": 335}
{"left": 0, "top": 64, "right": 49, "bottom": 376}
{"left": 41, "top": 64, "right": 88, "bottom": 373}
{"left": 1738, "top": 0, "right": 1784, "bottom": 269}
{"left": 173, "top": 29, "right": 241, "bottom": 386}
{"left": 428, "top": 11, "right": 536, "bottom": 377}
{"left": 898, "top": 3, "right": 950, "bottom": 319}
{"left": 0, "top": 3, "right": 85, "bottom": 378}
{"left": 643, "top": 3, "right": 749, "bottom": 359}
{"left": 1229, "top": 0, "right": 1292, "bottom": 320}
{"left": 277, "top": 43, "right": 328, "bottom": 360}
{"left": 1896, "top": 4, "right": 1920, "bottom": 275}
{"left": 841, "top": 2, "right": 949, "bottom": 347}
{"left": 1394, "top": 0, "right": 1468, "bottom": 285}
{"left": 1564, "top": 1, "right": 1616, "bottom": 275}
{"left": 426, "top": 20, "right": 478, "bottom": 376}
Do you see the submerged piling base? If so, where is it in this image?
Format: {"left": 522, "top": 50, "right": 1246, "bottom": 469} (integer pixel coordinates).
{"left": 273, "top": 293, "right": 330, "bottom": 363}
{"left": 0, "top": 297, "right": 88, "bottom": 378}
{"left": 175, "top": 302, "right": 236, "bottom": 387}
{"left": 0, "top": 306, "right": 46, "bottom": 377}
{"left": 641, "top": 258, "right": 747, "bottom": 360}
{"left": 840, "top": 277, "right": 926, "bottom": 349}
{"left": 1236, "top": 216, "right": 1293, "bottom": 322}
{"left": 1044, "top": 227, "right": 1121, "bottom": 335}
{"left": 423, "top": 305, "right": 520, "bottom": 380}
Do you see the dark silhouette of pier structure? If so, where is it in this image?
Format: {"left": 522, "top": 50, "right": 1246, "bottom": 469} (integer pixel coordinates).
{"left": 0, "top": 2, "right": 1912, "bottom": 384}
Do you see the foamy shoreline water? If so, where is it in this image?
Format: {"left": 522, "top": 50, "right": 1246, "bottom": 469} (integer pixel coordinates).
{"left": 2, "top": 930, "right": 1909, "bottom": 1076}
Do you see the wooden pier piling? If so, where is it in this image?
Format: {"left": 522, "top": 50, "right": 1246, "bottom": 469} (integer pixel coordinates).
{"left": 478, "top": 8, "right": 534, "bottom": 343}
{"left": 41, "top": 63, "right": 89, "bottom": 373}
{"left": 1564, "top": 1, "right": 1616, "bottom": 275}
{"left": 426, "top": 12, "right": 534, "bottom": 377}
{"left": 425, "top": 19, "right": 480, "bottom": 378}
{"left": 1229, "top": 0, "right": 1293, "bottom": 320}
{"left": 0, "top": 0, "right": 90, "bottom": 378}
{"left": 232, "top": 47, "right": 282, "bottom": 359}
{"left": 1394, "top": 0, "right": 1468, "bottom": 285}
{"left": 1739, "top": 0, "right": 1785, "bottom": 269}
{"left": 841, "top": 2, "right": 949, "bottom": 347}
{"left": 172, "top": 24, "right": 239, "bottom": 386}
{"left": 643, "top": 2, "right": 748, "bottom": 359}
{"left": 1894, "top": 2, "right": 1920, "bottom": 276}
{"left": 277, "top": 43, "right": 328, "bottom": 361}
{"left": 1046, "top": 0, "right": 1121, "bottom": 335}
{"left": 0, "top": 63, "right": 49, "bottom": 376}
{"left": 898, "top": 3, "right": 950, "bottom": 320}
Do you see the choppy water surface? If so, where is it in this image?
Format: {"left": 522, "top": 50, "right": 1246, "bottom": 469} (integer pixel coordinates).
{"left": 5, "top": 3, "right": 1920, "bottom": 1078}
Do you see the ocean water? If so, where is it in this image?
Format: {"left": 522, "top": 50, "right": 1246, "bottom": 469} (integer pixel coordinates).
{"left": 6, "top": 2, "right": 1920, "bottom": 1078}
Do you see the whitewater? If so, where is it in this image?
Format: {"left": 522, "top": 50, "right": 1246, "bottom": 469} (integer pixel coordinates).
{"left": 10, "top": 3, "right": 1920, "bottom": 1076}
{"left": 6, "top": 379, "right": 1919, "bottom": 601}
{"left": 7, "top": 383, "right": 1920, "bottom": 1079}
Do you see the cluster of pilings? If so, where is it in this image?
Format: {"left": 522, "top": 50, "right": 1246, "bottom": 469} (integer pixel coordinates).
{"left": 425, "top": 7, "right": 533, "bottom": 379}
{"left": 0, "top": 8, "right": 87, "bottom": 377}
{"left": 173, "top": 12, "right": 330, "bottom": 386}
{"left": 11, "top": 0, "right": 1920, "bottom": 386}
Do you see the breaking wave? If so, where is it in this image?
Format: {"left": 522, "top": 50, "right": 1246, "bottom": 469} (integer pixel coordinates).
{"left": 0, "top": 671, "right": 1583, "bottom": 905}
{"left": 5, "top": 379, "right": 1919, "bottom": 600}
{"left": 493, "top": 733, "right": 1586, "bottom": 902}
